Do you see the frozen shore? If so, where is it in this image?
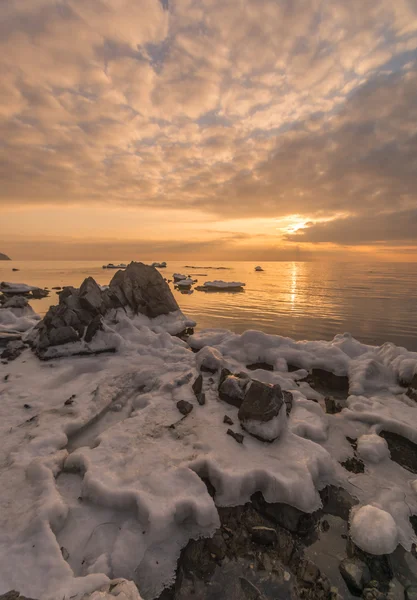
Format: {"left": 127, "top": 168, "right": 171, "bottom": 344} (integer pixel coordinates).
{"left": 1, "top": 263, "right": 417, "bottom": 600}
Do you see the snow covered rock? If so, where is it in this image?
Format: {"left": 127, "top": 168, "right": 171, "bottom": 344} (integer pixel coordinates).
{"left": 196, "top": 346, "right": 224, "bottom": 372}
{"left": 238, "top": 380, "right": 287, "bottom": 442}
{"left": 1, "top": 340, "right": 25, "bottom": 361}
{"left": 350, "top": 505, "right": 399, "bottom": 555}
{"left": 357, "top": 434, "right": 390, "bottom": 464}
{"left": 30, "top": 262, "right": 185, "bottom": 358}
{"left": 196, "top": 280, "right": 245, "bottom": 291}
{"left": 2, "top": 296, "right": 29, "bottom": 309}
{"left": 218, "top": 373, "right": 250, "bottom": 408}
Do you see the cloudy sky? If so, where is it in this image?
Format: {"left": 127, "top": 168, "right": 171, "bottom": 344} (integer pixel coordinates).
{"left": 1, "top": 0, "right": 417, "bottom": 260}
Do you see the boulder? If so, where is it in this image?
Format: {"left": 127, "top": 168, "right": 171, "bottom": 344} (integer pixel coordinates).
{"left": 78, "top": 277, "right": 103, "bottom": 313}
{"left": 109, "top": 262, "right": 179, "bottom": 317}
{"left": 339, "top": 558, "right": 371, "bottom": 595}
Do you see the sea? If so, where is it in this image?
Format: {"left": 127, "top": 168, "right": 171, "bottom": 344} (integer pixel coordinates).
{"left": 1, "top": 260, "right": 417, "bottom": 351}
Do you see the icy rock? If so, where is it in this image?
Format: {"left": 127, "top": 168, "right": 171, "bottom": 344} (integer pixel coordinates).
{"left": 339, "top": 558, "right": 371, "bottom": 595}
{"left": 2, "top": 296, "right": 29, "bottom": 309}
{"left": 357, "top": 435, "right": 390, "bottom": 463}
{"left": 31, "top": 262, "right": 183, "bottom": 357}
{"left": 324, "top": 396, "right": 343, "bottom": 414}
{"left": 251, "top": 526, "right": 277, "bottom": 546}
{"left": 219, "top": 374, "right": 250, "bottom": 408}
{"left": 223, "top": 415, "right": 234, "bottom": 425}
{"left": 350, "top": 505, "right": 399, "bottom": 555}
{"left": 177, "top": 400, "right": 194, "bottom": 416}
{"left": 238, "top": 380, "right": 287, "bottom": 442}
{"left": 1, "top": 340, "right": 25, "bottom": 360}
{"left": 196, "top": 346, "right": 224, "bottom": 372}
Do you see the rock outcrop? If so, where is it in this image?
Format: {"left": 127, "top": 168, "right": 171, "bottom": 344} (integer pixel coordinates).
{"left": 0, "top": 253, "right": 11, "bottom": 260}
{"left": 30, "top": 262, "right": 182, "bottom": 358}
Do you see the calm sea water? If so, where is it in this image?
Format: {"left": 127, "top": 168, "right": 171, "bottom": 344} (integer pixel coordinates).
{"left": 1, "top": 260, "right": 417, "bottom": 351}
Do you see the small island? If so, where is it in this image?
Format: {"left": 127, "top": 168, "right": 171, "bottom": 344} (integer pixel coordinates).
{"left": 0, "top": 252, "right": 11, "bottom": 260}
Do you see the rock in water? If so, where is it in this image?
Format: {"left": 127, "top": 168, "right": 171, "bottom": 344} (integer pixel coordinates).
{"left": 108, "top": 262, "right": 179, "bottom": 317}
{"left": 339, "top": 558, "right": 371, "bottom": 595}
{"left": 238, "top": 380, "right": 287, "bottom": 442}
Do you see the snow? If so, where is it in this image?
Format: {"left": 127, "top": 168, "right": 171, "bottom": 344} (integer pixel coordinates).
{"left": 1, "top": 315, "right": 417, "bottom": 599}
{"left": 350, "top": 505, "right": 399, "bottom": 555}
{"left": 0, "top": 281, "right": 42, "bottom": 293}
{"left": 176, "top": 278, "right": 194, "bottom": 288}
{"left": 242, "top": 410, "right": 287, "bottom": 442}
{"left": 196, "top": 280, "right": 245, "bottom": 290}
{"left": 357, "top": 434, "right": 390, "bottom": 463}
{"left": 0, "top": 303, "right": 41, "bottom": 333}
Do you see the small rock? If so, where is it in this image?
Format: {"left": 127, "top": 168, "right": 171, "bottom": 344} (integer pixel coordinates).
{"left": 23, "top": 404, "right": 31, "bottom": 409}
{"left": 321, "top": 519, "right": 330, "bottom": 532}
{"left": 251, "top": 526, "right": 277, "bottom": 546}
{"left": 60, "top": 546, "right": 69, "bottom": 560}
{"left": 297, "top": 558, "right": 321, "bottom": 585}
{"left": 219, "top": 374, "right": 249, "bottom": 408}
{"left": 339, "top": 558, "right": 371, "bottom": 595}
{"left": 206, "top": 532, "right": 227, "bottom": 560}
{"left": 192, "top": 374, "right": 203, "bottom": 396}
{"left": 223, "top": 415, "right": 234, "bottom": 425}
{"left": 227, "top": 429, "right": 244, "bottom": 444}
{"left": 176, "top": 400, "right": 193, "bottom": 416}
{"left": 341, "top": 456, "right": 365, "bottom": 474}
{"left": 196, "top": 392, "right": 206, "bottom": 406}
{"left": 64, "top": 395, "right": 76, "bottom": 406}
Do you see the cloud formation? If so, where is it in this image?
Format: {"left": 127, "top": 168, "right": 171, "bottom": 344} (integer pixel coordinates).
{"left": 1, "top": 0, "right": 417, "bottom": 257}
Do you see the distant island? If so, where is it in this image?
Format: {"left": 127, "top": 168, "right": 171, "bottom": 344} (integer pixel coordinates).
{"left": 0, "top": 252, "right": 11, "bottom": 260}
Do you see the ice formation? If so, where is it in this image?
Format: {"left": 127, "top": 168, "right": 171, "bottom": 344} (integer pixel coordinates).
{"left": 1, "top": 298, "right": 417, "bottom": 599}
{"left": 196, "top": 280, "right": 245, "bottom": 290}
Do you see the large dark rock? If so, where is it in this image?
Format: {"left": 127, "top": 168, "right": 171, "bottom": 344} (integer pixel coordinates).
{"left": 108, "top": 262, "right": 179, "bottom": 318}
{"left": 238, "top": 380, "right": 283, "bottom": 422}
{"left": 251, "top": 491, "right": 318, "bottom": 536}
{"left": 31, "top": 262, "right": 181, "bottom": 358}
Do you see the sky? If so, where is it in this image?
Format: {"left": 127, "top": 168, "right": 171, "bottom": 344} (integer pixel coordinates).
{"left": 1, "top": 0, "right": 417, "bottom": 261}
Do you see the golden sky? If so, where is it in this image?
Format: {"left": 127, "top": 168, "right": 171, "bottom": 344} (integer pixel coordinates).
{"left": 1, "top": 0, "right": 417, "bottom": 260}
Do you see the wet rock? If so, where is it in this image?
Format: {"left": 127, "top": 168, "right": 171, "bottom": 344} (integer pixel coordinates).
{"left": 251, "top": 526, "right": 277, "bottom": 546}
{"left": 246, "top": 362, "right": 273, "bottom": 371}
{"left": 297, "top": 558, "right": 320, "bottom": 585}
{"left": 1, "top": 340, "right": 25, "bottom": 361}
{"left": 192, "top": 374, "right": 203, "bottom": 396}
{"left": 379, "top": 431, "right": 417, "bottom": 474}
{"left": 206, "top": 531, "right": 227, "bottom": 560}
{"left": 219, "top": 374, "right": 250, "bottom": 408}
{"left": 2, "top": 296, "right": 29, "bottom": 309}
{"left": 362, "top": 585, "right": 387, "bottom": 600}
{"left": 227, "top": 429, "right": 244, "bottom": 444}
{"left": 223, "top": 415, "right": 234, "bottom": 425}
{"left": 405, "top": 585, "right": 417, "bottom": 600}
{"left": 325, "top": 396, "right": 343, "bottom": 414}
{"left": 176, "top": 400, "right": 193, "bottom": 416}
{"left": 251, "top": 492, "right": 318, "bottom": 536}
{"left": 339, "top": 558, "right": 371, "bottom": 595}
{"left": 239, "top": 578, "right": 264, "bottom": 599}
{"left": 341, "top": 456, "right": 365, "bottom": 474}
{"left": 319, "top": 486, "right": 358, "bottom": 521}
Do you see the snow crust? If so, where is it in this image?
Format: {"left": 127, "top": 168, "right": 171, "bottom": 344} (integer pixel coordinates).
{"left": 1, "top": 320, "right": 417, "bottom": 599}
{"left": 197, "top": 280, "right": 245, "bottom": 289}
{"left": 0, "top": 281, "right": 42, "bottom": 293}
{"left": 0, "top": 303, "right": 41, "bottom": 333}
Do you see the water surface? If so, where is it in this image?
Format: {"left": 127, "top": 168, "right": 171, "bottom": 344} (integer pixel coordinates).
{"left": 1, "top": 260, "right": 416, "bottom": 351}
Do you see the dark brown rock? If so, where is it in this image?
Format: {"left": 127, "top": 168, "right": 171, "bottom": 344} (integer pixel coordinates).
{"left": 227, "top": 429, "right": 244, "bottom": 444}
{"left": 238, "top": 380, "right": 283, "bottom": 422}
{"left": 177, "top": 400, "right": 194, "bottom": 416}
{"left": 223, "top": 415, "right": 234, "bottom": 425}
